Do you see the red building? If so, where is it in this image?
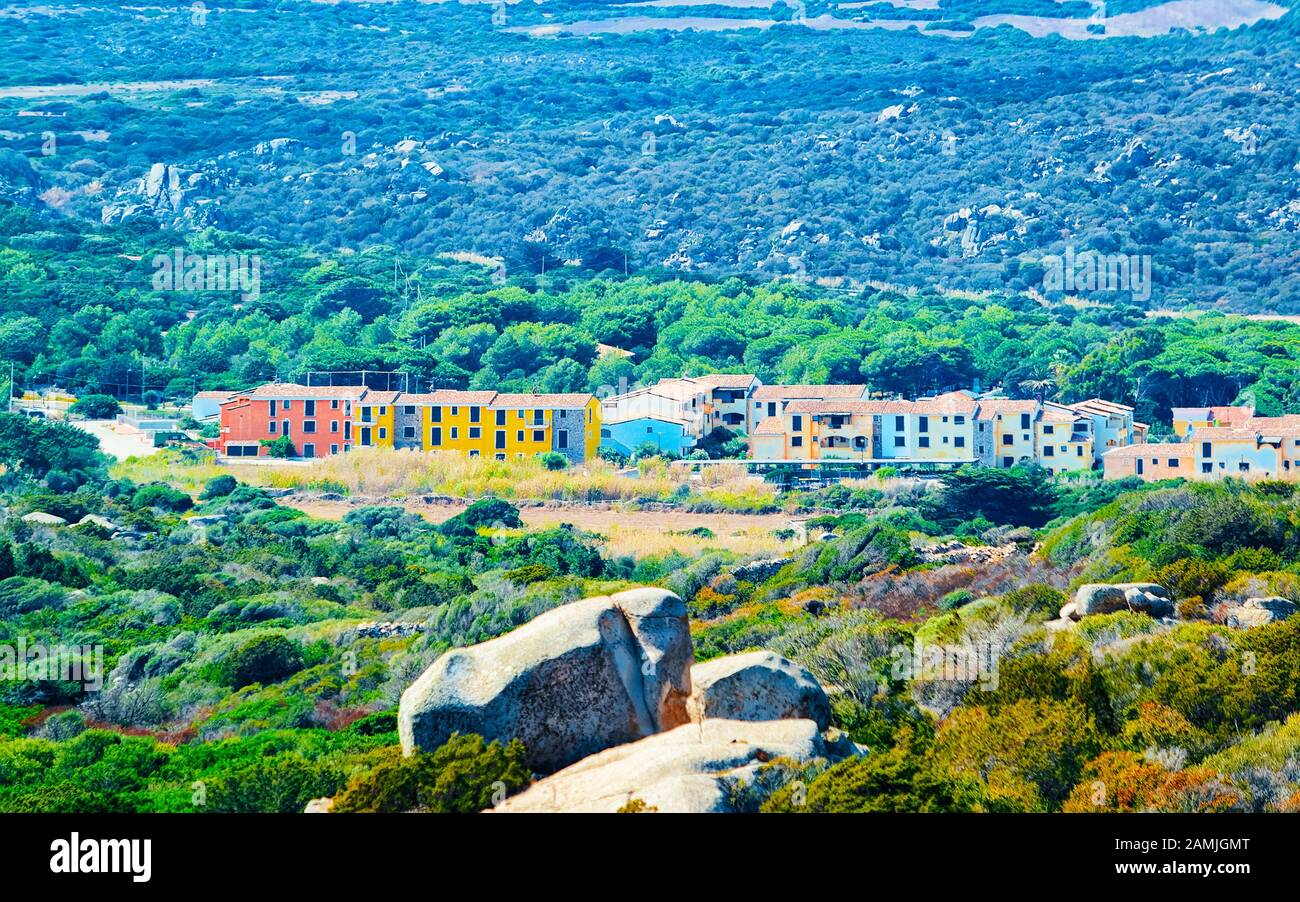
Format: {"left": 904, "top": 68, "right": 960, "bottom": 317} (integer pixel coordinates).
{"left": 215, "top": 384, "right": 368, "bottom": 458}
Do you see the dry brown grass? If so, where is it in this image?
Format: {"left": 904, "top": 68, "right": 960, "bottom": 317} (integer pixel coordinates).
{"left": 215, "top": 447, "right": 778, "bottom": 509}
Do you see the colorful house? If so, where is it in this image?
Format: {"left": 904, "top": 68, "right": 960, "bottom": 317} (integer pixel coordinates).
{"left": 215, "top": 384, "right": 600, "bottom": 463}
{"left": 215, "top": 384, "right": 368, "bottom": 458}
{"left": 1170, "top": 405, "right": 1255, "bottom": 438}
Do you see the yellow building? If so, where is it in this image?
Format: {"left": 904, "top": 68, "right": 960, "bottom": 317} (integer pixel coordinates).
{"left": 1035, "top": 406, "right": 1094, "bottom": 474}
{"left": 403, "top": 390, "right": 600, "bottom": 463}
{"left": 354, "top": 391, "right": 398, "bottom": 449}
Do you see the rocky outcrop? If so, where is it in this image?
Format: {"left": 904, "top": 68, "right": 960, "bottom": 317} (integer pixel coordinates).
{"left": 732, "top": 557, "right": 792, "bottom": 584}
{"left": 687, "top": 651, "right": 831, "bottom": 731}
{"left": 304, "top": 797, "right": 334, "bottom": 814}
{"left": 1227, "top": 597, "right": 1298, "bottom": 630}
{"left": 398, "top": 588, "right": 692, "bottom": 773}
{"left": 1066, "top": 583, "right": 1172, "bottom": 620}
{"left": 492, "top": 718, "right": 849, "bottom": 813}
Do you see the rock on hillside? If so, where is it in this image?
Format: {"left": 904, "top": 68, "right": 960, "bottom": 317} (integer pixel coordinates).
{"left": 688, "top": 650, "right": 831, "bottom": 731}
{"left": 492, "top": 718, "right": 848, "bottom": 814}
{"left": 1227, "top": 596, "right": 1298, "bottom": 629}
{"left": 1063, "top": 583, "right": 1172, "bottom": 620}
{"left": 398, "top": 587, "right": 692, "bottom": 773}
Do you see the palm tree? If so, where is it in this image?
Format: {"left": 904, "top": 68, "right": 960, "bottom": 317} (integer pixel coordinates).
{"left": 1019, "top": 378, "right": 1055, "bottom": 403}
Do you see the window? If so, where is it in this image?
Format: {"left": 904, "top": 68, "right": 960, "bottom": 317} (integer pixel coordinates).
{"left": 558, "top": 430, "right": 569, "bottom": 450}
{"left": 268, "top": 420, "right": 278, "bottom": 434}
{"left": 403, "top": 426, "right": 415, "bottom": 439}
{"left": 302, "top": 443, "right": 315, "bottom": 458}
{"left": 1043, "top": 445, "right": 1054, "bottom": 457}
{"left": 1002, "top": 457, "right": 1014, "bottom": 467}
{"left": 1201, "top": 462, "right": 1213, "bottom": 474}
{"left": 1201, "top": 442, "right": 1212, "bottom": 457}
{"left": 430, "top": 427, "right": 442, "bottom": 447}
{"left": 495, "top": 410, "right": 506, "bottom": 426}
{"left": 768, "top": 402, "right": 777, "bottom": 417}
{"left": 269, "top": 400, "right": 277, "bottom": 416}
{"left": 516, "top": 430, "right": 524, "bottom": 443}
{"left": 470, "top": 407, "right": 481, "bottom": 423}
{"left": 450, "top": 427, "right": 458, "bottom": 440}
{"left": 1076, "top": 446, "right": 1083, "bottom": 457}
{"left": 495, "top": 430, "right": 506, "bottom": 449}
{"left": 954, "top": 436, "right": 965, "bottom": 448}
{"left": 330, "top": 420, "right": 339, "bottom": 433}
{"left": 893, "top": 436, "right": 905, "bottom": 447}
{"left": 469, "top": 427, "right": 481, "bottom": 440}
{"left": 303, "top": 420, "right": 316, "bottom": 434}
{"left": 330, "top": 444, "right": 339, "bottom": 454}
{"left": 1043, "top": 425, "right": 1054, "bottom": 435}
{"left": 1136, "top": 458, "right": 1144, "bottom": 475}
{"left": 791, "top": 436, "right": 803, "bottom": 448}
{"left": 792, "top": 415, "right": 803, "bottom": 431}
{"left": 517, "top": 410, "right": 525, "bottom": 420}
{"left": 1001, "top": 434, "right": 1012, "bottom": 446}
{"left": 344, "top": 421, "right": 351, "bottom": 439}
{"left": 1168, "top": 458, "right": 1179, "bottom": 467}
{"left": 282, "top": 419, "right": 290, "bottom": 436}
{"left": 404, "top": 405, "right": 415, "bottom": 415}
{"left": 304, "top": 400, "right": 316, "bottom": 416}
{"left": 1020, "top": 413, "right": 1031, "bottom": 430}
{"left": 918, "top": 436, "right": 930, "bottom": 448}
{"left": 331, "top": 400, "right": 339, "bottom": 410}
{"left": 469, "top": 450, "right": 480, "bottom": 458}
{"left": 431, "top": 406, "right": 442, "bottom": 423}
{"left": 954, "top": 415, "right": 965, "bottom": 425}
{"left": 494, "top": 453, "right": 505, "bottom": 461}
{"left": 284, "top": 400, "right": 292, "bottom": 411}
{"left": 533, "top": 429, "right": 545, "bottom": 442}
{"left": 918, "top": 416, "right": 929, "bottom": 433}
{"left": 533, "top": 410, "right": 544, "bottom": 425}
{"left": 894, "top": 415, "right": 905, "bottom": 431}
{"left": 378, "top": 428, "right": 387, "bottom": 439}
{"left": 379, "top": 407, "right": 387, "bottom": 416}
{"left": 1239, "top": 462, "right": 1250, "bottom": 472}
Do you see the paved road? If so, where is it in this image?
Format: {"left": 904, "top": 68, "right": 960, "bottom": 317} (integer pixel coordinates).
{"left": 72, "top": 420, "right": 157, "bottom": 461}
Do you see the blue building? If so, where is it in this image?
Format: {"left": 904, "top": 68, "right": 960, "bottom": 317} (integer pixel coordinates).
{"left": 601, "top": 416, "right": 695, "bottom": 457}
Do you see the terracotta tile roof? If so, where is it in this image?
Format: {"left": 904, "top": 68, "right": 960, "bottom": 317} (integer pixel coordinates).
{"left": 752, "top": 384, "right": 867, "bottom": 402}
{"left": 399, "top": 390, "right": 499, "bottom": 406}
{"left": 492, "top": 393, "right": 594, "bottom": 410}
{"left": 362, "top": 391, "right": 401, "bottom": 405}
{"left": 247, "top": 383, "right": 369, "bottom": 400}
{"left": 688, "top": 373, "right": 758, "bottom": 389}
{"left": 976, "top": 399, "right": 1038, "bottom": 419}
{"left": 1172, "top": 405, "right": 1255, "bottom": 425}
{"left": 752, "top": 418, "right": 788, "bottom": 436}
{"left": 1105, "top": 442, "right": 1191, "bottom": 458}
{"left": 194, "top": 390, "right": 234, "bottom": 400}
{"left": 912, "top": 391, "right": 979, "bottom": 415}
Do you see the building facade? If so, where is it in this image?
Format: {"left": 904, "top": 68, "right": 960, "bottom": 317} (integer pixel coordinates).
{"left": 215, "top": 384, "right": 600, "bottom": 463}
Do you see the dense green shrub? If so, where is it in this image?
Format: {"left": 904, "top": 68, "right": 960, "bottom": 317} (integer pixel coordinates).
{"left": 332, "top": 734, "right": 530, "bottom": 813}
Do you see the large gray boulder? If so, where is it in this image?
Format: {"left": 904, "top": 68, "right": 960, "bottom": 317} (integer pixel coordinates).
{"left": 492, "top": 718, "right": 849, "bottom": 813}
{"left": 687, "top": 650, "right": 831, "bottom": 730}
{"left": 398, "top": 588, "right": 692, "bottom": 773}
{"left": 1070, "top": 583, "right": 1172, "bottom": 619}
{"left": 1228, "top": 597, "right": 1298, "bottom": 630}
